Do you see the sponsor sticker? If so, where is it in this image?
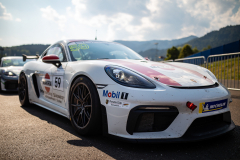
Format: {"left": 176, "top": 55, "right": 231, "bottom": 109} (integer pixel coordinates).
{"left": 41, "top": 73, "right": 64, "bottom": 103}
{"left": 103, "top": 90, "right": 129, "bottom": 100}
{"left": 105, "top": 99, "right": 130, "bottom": 109}
{"left": 43, "top": 81, "right": 51, "bottom": 86}
{"left": 69, "top": 44, "right": 89, "bottom": 51}
{"left": 40, "top": 89, "right": 64, "bottom": 104}
{"left": 199, "top": 99, "right": 228, "bottom": 113}
{"left": 43, "top": 73, "right": 51, "bottom": 93}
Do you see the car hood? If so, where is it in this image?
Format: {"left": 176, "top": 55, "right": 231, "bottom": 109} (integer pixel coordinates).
{"left": 0, "top": 66, "right": 23, "bottom": 76}
{"left": 100, "top": 59, "right": 217, "bottom": 87}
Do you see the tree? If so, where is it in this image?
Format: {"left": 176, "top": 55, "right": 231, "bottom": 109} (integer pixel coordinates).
{"left": 178, "top": 44, "right": 193, "bottom": 58}
{"left": 192, "top": 47, "right": 199, "bottom": 54}
{"left": 165, "top": 46, "right": 179, "bottom": 60}
{"left": 177, "top": 46, "right": 182, "bottom": 53}
{"left": 201, "top": 45, "right": 211, "bottom": 51}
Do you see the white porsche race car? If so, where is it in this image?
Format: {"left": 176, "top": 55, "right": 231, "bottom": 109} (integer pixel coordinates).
{"left": 19, "top": 40, "right": 235, "bottom": 143}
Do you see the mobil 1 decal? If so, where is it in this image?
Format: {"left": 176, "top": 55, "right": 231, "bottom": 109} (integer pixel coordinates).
{"left": 53, "top": 76, "right": 63, "bottom": 91}
{"left": 103, "top": 90, "right": 129, "bottom": 100}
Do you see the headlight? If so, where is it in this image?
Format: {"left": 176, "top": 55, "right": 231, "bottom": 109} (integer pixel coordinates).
{"left": 4, "top": 71, "right": 16, "bottom": 76}
{"left": 105, "top": 66, "right": 156, "bottom": 88}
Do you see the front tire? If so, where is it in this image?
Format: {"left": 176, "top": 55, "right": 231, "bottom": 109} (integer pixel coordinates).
{"left": 69, "top": 76, "right": 102, "bottom": 135}
{"left": 18, "top": 73, "right": 30, "bottom": 106}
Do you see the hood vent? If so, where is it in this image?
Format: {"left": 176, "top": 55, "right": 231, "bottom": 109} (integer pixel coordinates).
{"left": 169, "top": 83, "right": 219, "bottom": 89}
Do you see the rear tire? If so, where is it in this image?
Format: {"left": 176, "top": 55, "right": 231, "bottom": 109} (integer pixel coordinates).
{"left": 18, "top": 73, "right": 30, "bottom": 106}
{"left": 69, "top": 76, "right": 102, "bottom": 135}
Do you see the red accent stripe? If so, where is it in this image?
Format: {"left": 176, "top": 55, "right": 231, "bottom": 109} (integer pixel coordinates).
{"left": 45, "top": 73, "right": 50, "bottom": 79}
{"left": 104, "top": 60, "right": 181, "bottom": 86}
{"left": 45, "top": 87, "right": 50, "bottom": 92}
{"left": 166, "top": 63, "right": 214, "bottom": 84}
{"left": 42, "top": 55, "right": 59, "bottom": 61}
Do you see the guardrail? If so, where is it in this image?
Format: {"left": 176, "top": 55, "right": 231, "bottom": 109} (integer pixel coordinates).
{"left": 165, "top": 59, "right": 173, "bottom": 62}
{"left": 174, "top": 56, "right": 206, "bottom": 67}
{"left": 166, "top": 53, "right": 240, "bottom": 90}
{"left": 207, "top": 52, "right": 240, "bottom": 91}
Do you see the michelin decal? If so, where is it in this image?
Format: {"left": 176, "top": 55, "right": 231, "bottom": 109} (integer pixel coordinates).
{"left": 199, "top": 99, "right": 228, "bottom": 113}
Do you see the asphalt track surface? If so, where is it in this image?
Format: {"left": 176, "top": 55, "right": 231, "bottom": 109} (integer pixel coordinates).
{"left": 0, "top": 90, "right": 239, "bottom": 160}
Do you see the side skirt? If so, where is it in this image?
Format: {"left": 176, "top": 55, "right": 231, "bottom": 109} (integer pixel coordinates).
{"left": 31, "top": 101, "right": 69, "bottom": 119}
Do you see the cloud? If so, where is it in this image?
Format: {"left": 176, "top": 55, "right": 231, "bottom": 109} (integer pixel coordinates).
{"left": 42, "top": 0, "right": 240, "bottom": 41}
{"left": 40, "top": 6, "right": 66, "bottom": 31}
{"left": 67, "top": 0, "right": 161, "bottom": 40}
{"left": 15, "top": 18, "right": 21, "bottom": 22}
{"left": 174, "top": 0, "right": 240, "bottom": 38}
{"left": 0, "top": 2, "right": 12, "bottom": 20}
{"left": 231, "top": 7, "right": 240, "bottom": 23}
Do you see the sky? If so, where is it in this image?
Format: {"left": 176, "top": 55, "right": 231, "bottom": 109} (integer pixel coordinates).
{"left": 0, "top": 0, "right": 240, "bottom": 47}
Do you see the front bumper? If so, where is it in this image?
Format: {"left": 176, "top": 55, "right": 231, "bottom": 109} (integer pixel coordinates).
{"left": 107, "top": 116, "right": 235, "bottom": 143}
{"left": 1, "top": 77, "right": 18, "bottom": 91}
{"left": 98, "top": 83, "right": 235, "bottom": 141}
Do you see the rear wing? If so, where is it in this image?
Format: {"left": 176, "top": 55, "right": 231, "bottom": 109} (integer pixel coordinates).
{"left": 22, "top": 54, "right": 39, "bottom": 61}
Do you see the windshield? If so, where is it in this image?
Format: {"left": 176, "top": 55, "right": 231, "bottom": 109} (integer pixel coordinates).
{"left": 68, "top": 41, "right": 144, "bottom": 61}
{"left": 1, "top": 58, "right": 35, "bottom": 67}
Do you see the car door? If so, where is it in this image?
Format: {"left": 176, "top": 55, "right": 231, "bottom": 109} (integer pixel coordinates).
{"left": 37, "top": 43, "right": 68, "bottom": 109}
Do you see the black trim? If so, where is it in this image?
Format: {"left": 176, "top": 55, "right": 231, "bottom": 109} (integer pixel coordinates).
{"left": 183, "top": 112, "right": 232, "bottom": 137}
{"left": 5, "top": 80, "right": 18, "bottom": 90}
{"left": 101, "top": 105, "right": 108, "bottom": 136}
{"left": 126, "top": 105, "right": 179, "bottom": 135}
{"left": 32, "top": 74, "right": 40, "bottom": 98}
{"left": 170, "top": 82, "right": 219, "bottom": 89}
{"left": 106, "top": 120, "right": 235, "bottom": 144}
{"left": 95, "top": 84, "right": 108, "bottom": 89}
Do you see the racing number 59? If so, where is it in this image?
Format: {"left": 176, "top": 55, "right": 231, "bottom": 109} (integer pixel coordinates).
{"left": 55, "top": 77, "right": 61, "bottom": 88}
{"left": 53, "top": 76, "right": 63, "bottom": 91}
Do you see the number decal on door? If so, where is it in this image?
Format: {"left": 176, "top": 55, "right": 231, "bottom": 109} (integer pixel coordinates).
{"left": 55, "top": 77, "right": 61, "bottom": 88}
{"left": 53, "top": 76, "right": 63, "bottom": 91}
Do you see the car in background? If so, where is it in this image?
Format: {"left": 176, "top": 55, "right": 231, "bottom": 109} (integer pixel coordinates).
{"left": 0, "top": 56, "right": 35, "bottom": 91}
{"left": 18, "top": 40, "right": 235, "bottom": 143}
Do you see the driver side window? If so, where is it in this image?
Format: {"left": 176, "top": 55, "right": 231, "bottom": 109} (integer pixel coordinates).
{"left": 45, "top": 44, "right": 67, "bottom": 62}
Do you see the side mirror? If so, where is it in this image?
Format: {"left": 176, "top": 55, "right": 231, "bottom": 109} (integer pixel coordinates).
{"left": 42, "top": 55, "right": 61, "bottom": 67}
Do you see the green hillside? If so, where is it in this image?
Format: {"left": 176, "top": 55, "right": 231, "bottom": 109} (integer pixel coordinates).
{"left": 144, "top": 25, "right": 240, "bottom": 59}
{"left": 115, "top": 35, "right": 197, "bottom": 53}
{"left": 1, "top": 44, "right": 50, "bottom": 57}
{"left": 185, "top": 25, "right": 240, "bottom": 50}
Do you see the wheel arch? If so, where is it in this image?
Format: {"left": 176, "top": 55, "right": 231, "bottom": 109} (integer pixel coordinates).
{"left": 67, "top": 73, "right": 104, "bottom": 135}
{"left": 18, "top": 70, "right": 26, "bottom": 83}
{"left": 67, "top": 73, "right": 101, "bottom": 112}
